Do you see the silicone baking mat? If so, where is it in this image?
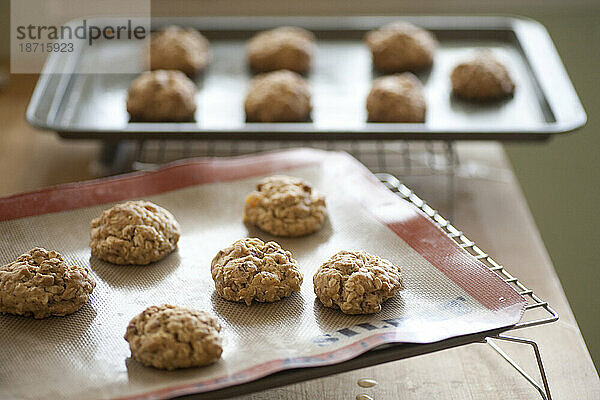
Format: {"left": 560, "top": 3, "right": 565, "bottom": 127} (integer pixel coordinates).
{"left": 0, "top": 149, "right": 526, "bottom": 400}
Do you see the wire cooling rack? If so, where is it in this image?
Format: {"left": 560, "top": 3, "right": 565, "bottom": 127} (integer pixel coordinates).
{"left": 103, "top": 140, "right": 458, "bottom": 217}
{"left": 130, "top": 140, "right": 457, "bottom": 176}
{"left": 377, "top": 173, "right": 558, "bottom": 400}
{"left": 102, "top": 139, "right": 560, "bottom": 400}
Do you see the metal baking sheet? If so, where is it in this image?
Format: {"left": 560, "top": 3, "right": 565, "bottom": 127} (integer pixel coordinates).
{"left": 26, "top": 16, "right": 586, "bottom": 140}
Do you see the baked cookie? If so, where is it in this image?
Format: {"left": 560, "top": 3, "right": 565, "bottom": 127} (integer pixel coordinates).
{"left": 247, "top": 26, "right": 315, "bottom": 74}
{"left": 0, "top": 248, "right": 95, "bottom": 319}
{"left": 90, "top": 200, "right": 180, "bottom": 265}
{"left": 149, "top": 25, "right": 210, "bottom": 76}
{"left": 243, "top": 175, "right": 326, "bottom": 237}
{"left": 244, "top": 70, "right": 312, "bottom": 122}
{"left": 126, "top": 70, "right": 196, "bottom": 122}
{"left": 367, "top": 73, "right": 426, "bottom": 122}
{"left": 124, "top": 304, "right": 222, "bottom": 370}
{"left": 313, "top": 250, "right": 403, "bottom": 314}
{"left": 365, "top": 21, "right": 438, "bottom": 72}
{"left": 451, "top": 51, "right": 515, "bottom": 101}
{"left": 211, "top": 238, "right": 303, "bottom": 305}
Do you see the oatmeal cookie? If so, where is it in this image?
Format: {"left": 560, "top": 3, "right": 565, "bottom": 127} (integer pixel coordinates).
{"left": 244, "top": 70, "right": 312, "bottom": 122}
{"left": 124, "top": 304, "right": 222, "bottom": 370}
{"left": 367, "top": 73, "right": 426, "bottom": 122}
{"left": 90, "top": 200, "right": 180, "bottom": 265}
{"left": 0, "top": 247, "right": 95, "bottom": 318}
{"left": 365, "top": 21, "right": 438, "bottom": 72}
{"left": 313, "top": 250, "right": 403, "bottom": 314}
{"left": 149, "top": 25, "right": 210, "bottom": 76}
{"left": 243, "top": 175, "right": 326, "bottom": 237}
{"left": 126, "top": 70, "right": 196, "bottom": 122}
{"left": 451, "top": 51, "right": 515, "bottom": 101}
{"left": 211, "top": 238, "right": 303, "bottom": 305}
{"left": 247, "top": 26, "right": 315, "bottom": 74}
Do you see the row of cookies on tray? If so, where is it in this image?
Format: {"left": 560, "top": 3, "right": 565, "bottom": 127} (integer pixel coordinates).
{"left": 126, "top": 22, "right": 516, "bottom": 123}
{"left": 0, "top": 175, "right": 403, "bottom": 371}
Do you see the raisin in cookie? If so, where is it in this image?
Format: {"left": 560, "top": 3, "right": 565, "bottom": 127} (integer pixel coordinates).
{"left": 247, "top": 26, "right": 315, "bottom": 74}
{"left": 0, "top": 248, "right": 95, "bottom": 318}
{"left": 313, "top": 250, "right": 403, "bottom": 314}
{"left": 124, "top": 304, "right": 222, "bottom": 370}
{"left": 126, "top": 70, "right": 196, "bottom": 122}
{"left": 367, "top": 73, "right": 426, "bottom": 122}
{"left": 90, "top": 200, "right": 180, "bottom": 265}
{"left": 149, "top": 25, "right": 210, "bottom": 76}
{"left": 244, "top": 70, "right": 311, "bottom": 122}
{"left": 451, "top": 51, "right": 515, "bottom": 101}
{"left": 244, "top": 175, "right": 326, "bottom": 237}
{"left": 365, "top": 21, "right": 437, "bottom": 72}
{"left": 211, "top": 238, "right": 303, "bottom": 305}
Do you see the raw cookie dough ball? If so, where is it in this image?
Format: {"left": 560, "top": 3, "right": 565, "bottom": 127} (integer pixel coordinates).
{"left": 313, "top": 250, "right": 403, "bottom": 314}
{"left": 243, "top": 175, "right": 326, "bottom": 237}
{"left": 90, "top": 200, "right": 180, "bottom": 265}
{"left": 451, "top": 51, "right": 515, "bottom": 101}
{"left": 367, "top": 73, "right": 426, "bottom": 122}
{"left": 365, "top": 21, "right": 438, "bottom": 72}
{"left": 247, "top": 26, "right": 315, "bottom": 74}
{"left": 149, "top": 25, "right": 210, "bottom": 76}
{"left": 0, "top": 247, "right": 96, "bottom": 318}
{"left": 244, "top": 70, "right": 312, "bottom": 122}
{"left": 126, "top": 70, "right": 196, "bottom": 122}
{"left": 124, "top": 304, "right": 222, "bottom": 370}
{"left": 211, "top": 238, "right": 303, "bottom": 305}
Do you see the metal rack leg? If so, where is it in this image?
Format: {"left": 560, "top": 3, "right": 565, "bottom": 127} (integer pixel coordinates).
{"left": 446, "top": 141, "right": 456, "bottom": 220}
{"left": 486, "top": 335, "right": 552, "bottom": 400}
{"left": 95, "top": 141, "right": 136, "bottom": 175}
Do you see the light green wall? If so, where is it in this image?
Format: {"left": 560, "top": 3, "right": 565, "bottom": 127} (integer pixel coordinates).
{"left": 0, "top": 1, "right": 9, "bottom": 60}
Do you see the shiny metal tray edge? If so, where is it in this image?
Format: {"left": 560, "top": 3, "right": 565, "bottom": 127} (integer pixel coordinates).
{"left": 188, "top": 328, "right": 510, "bottom": 399}
{"left": 25, "top": 15, "right": 586, "bottom": 141}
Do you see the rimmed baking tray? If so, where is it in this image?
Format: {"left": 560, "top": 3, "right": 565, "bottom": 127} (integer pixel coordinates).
{"left": 26, "top": 16, "right": 585, "bottom": 141}
{"left": 0, "top": 149, "right": 557, "bottom": 400}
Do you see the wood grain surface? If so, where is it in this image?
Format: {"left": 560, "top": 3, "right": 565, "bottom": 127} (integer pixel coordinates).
{"left": 0, "top": 71, "right": 598, "bottom": 399}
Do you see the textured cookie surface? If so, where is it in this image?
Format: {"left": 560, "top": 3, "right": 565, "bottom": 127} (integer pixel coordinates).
{"left": 313, "top": 250, "right": 403, "bottom": 314}
{"left": 367, "top": 73, "right": 426, "bottom": 122}
{"left": 211, "top": 238, "right": 303, "bottom": 305}
{"left": 247, "top": 26, "right": 315, "bottom": 74}
{"left": 451, "top": 51, "right": 515, "bottom": 101}
{"left": 126, "top": 70, "right": 196, "bottom": 122}
{"left": 124, "top": 304, "right": 222, "bottom": 370}
{"left": 0, "top": 247, "right": 95, "bottom": 318}
{"left": 244, "top": 70, "right": 312, "bottom": 122}
{"left": 365, "top": 21, "right": 438, "bottom": 72}
{"left": 149, "top": 25, "right": 210, "bottom": 76}
{"left": 90, "top": 200, "right": 180, "bottom": 265}
{"left": 244, "top": 175, "right": 326, "bottom": 237}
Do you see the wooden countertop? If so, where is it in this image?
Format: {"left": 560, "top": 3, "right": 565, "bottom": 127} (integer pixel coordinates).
{"left": 0, "top": 73, "right": 598, "bottom": 399}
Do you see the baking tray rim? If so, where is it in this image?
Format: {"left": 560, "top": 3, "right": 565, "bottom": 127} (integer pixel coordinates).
{"left": 177, "top": 326, "right": 512, "bottom": 400}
